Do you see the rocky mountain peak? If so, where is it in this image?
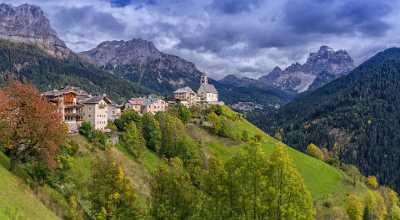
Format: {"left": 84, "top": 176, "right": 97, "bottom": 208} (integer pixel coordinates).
{"left": 258, "top": 45, "right": 355, "bottom": 93}
{"left": 0, "top": 3, "right": 70, "bottom": 58}
{"left": 80, "top": 38, "right": 163, "bottom": 66}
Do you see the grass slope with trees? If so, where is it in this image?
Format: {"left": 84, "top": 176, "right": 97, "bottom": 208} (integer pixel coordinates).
{"left": 248, "top": 47, "right": 400, "bottom": 194}
{"left": 0, "top": 80, "right": 399, "bottom": 219}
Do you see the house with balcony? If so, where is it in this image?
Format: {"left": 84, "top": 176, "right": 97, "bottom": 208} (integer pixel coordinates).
{"left": 42, "top": 88, "right": 83, "bottom": 132}
{"left": 173, "top": 87, "right": 199, "bottom": 107}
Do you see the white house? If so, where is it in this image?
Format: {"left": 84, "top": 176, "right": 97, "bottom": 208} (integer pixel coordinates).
{"left": 82, "top": 96, "right": 112, "bottom": 130}
{"left": 197, "top": 74, "right": 219, "bottom": 103}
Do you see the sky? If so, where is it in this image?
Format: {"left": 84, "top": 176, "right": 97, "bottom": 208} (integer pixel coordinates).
{"left": 2, "top": 0, "right": 399, "bottom": 79}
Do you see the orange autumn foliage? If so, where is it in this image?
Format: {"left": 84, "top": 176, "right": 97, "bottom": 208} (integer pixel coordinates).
{"left": 0, "top": 80, "right": 67, "bottom": 170}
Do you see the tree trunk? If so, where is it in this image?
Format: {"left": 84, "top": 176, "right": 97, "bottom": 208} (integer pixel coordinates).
{"left": 9, "top": 151, "right": 17, "bottom": 172}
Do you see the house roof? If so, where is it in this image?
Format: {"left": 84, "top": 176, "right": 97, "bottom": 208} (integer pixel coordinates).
{"left": 42, "top": 89, "right": 78, "bottom": 97}
{"left": 82, "top": 96, "right": 112, "bottom": 104}
{"left": 174, "top": 87, "right": 195, "bottom": 94}
{"left": 198, "top": 83, "right": 218, "bottom": 94}
{"left": 128, "top": 98, "right": 145, "bottom": 105}
{"left": 144, "top": 98, "right": 164, "bottom": 107}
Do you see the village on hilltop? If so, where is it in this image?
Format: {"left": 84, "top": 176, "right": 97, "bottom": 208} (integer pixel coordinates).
{"left": 42, "top": 74, "right": 223, "bottom": 133}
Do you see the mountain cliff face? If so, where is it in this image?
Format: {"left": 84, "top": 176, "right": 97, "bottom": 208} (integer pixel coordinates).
{"left": 249, "top": 47, "right": 400, "bottom": 191}
{"left": 258, "top": 46, "right": 354, "bottom": 93}
{"left": 80, "top": 39, "right": 292, "bottom": 105}
{"left": 80, "top": 39, "right": 202, "bottom": 93}
{"left": 0, "top": 3, "right": 70, "bottom": 58}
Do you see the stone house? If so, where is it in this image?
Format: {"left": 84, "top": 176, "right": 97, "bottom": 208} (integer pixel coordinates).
{"left": 125, "top": 96, "right": 168, "bottom": 115}
{"left": 173, "top": 87, "right": 199, "bottom": 107}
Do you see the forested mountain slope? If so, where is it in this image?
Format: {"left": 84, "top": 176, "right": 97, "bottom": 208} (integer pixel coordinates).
{"left": 0, "top": 40, "right": 150, "bottom": 102}
{"left": 249, "top": 47, "right": 400, "bottom": 192}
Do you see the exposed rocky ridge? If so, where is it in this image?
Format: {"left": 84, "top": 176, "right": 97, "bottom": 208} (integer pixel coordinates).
{"left": 79, "top": 38, "right": 202, "bottom": 93}
{"left": 0, "top": 3, "right": 70, "bottom": 58}
{"left": 80, "top": 39, "right": 293, "bottom": 106}
{"left": 258, "top": 46, "right": 354, "bottom": 93}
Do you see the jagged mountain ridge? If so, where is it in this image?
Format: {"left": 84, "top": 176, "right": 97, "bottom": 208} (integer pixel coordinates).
{"left": 0, "top": 3, "right": 70, "bottom": 58}
{"left": 259, "top": 46, "right": 354, "bottom": 92}
{"left": 79, "top": 39, "right": 201, "bottom": 92}
{"left": 80, "top": 39, "right": 293, "bottom": 105}
{"left": 220, "top": 46, "right": 354, "bottom": 94}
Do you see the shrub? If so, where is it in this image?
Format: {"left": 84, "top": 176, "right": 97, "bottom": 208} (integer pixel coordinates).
{"left": 306, "top": 143, "right": 325, "bottom": 161}
{"left": 366, "top": 176, "right": 379, "bottom": 189}
{"left": 114, "top": 110, "right": 141, "bottom": 131}
{"left": 79, "top": 122, "right": 93, "bottom": 138}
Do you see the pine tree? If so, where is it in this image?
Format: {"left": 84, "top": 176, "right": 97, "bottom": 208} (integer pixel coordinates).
{"left": 267, "top": 144, "right": 315, "bottom": 220}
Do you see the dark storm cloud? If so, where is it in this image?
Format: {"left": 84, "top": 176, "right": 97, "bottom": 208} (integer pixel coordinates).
{"left": 284, "top": 0, "right": 391, "bottom": 37}
{"left": 110, "top": 0, "right": 131, "bottom": 7}
{"left": 13, "top": 0, "right": 398, "bottom": 78}
{"left": 53, "top": 5, "right": 125, "bottom": 34}
{"left": 208, "top": 0, "right": 260, "bottom": 14}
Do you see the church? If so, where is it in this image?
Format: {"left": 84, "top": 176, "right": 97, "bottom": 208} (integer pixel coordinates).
{"left": 173, "top": 74, "right": 222, "bottom": 106}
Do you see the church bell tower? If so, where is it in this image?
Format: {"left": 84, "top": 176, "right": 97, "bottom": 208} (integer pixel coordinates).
{"left": 200, "top": 74, "right": 208, "bottom": 85}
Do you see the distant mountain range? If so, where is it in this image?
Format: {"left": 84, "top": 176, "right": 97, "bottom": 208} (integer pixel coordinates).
{"left": 220, "top": 46, "right": 355, "bottom": 94}
{"left": 0, "top": 3, "right": 291, "bottom": 106}
{"left": 248, "top": 47, "right": 400, "bottom": 192}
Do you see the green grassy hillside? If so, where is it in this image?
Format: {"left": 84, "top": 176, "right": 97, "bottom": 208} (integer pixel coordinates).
{"left": 0, "top": 106, "right": 380, "bottom": 219}
{"left": 0, "top": 160, "right": 59, "bottom": 220}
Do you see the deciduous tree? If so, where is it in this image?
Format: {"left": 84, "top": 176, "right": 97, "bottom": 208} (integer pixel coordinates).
{"left": 267, "top": 144, "right": 315, "bottom": 220}
{"left": 142, "top": 113, "right": 162, "bottom": 153}
{"left": 120, "top": 122, "right": 145, "bottom": 158}
{"left": 89, "top": 153, "right": 142, "bottom": 219}
{"left": 0, "top": 80, "right": 66, "bottom": 171}
{"left": 346, "top": 194, "right": 363, "bottom": 220}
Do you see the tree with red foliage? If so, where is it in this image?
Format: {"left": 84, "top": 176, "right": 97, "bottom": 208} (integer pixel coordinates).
{"left": 0, "top": 80, "right": 66, "bottom": 171}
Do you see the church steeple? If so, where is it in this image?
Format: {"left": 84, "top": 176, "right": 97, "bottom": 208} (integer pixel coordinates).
{"left": 200, "top": 74, "right": 208, "bottom": 85}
